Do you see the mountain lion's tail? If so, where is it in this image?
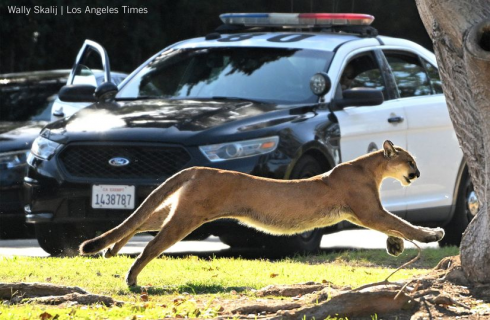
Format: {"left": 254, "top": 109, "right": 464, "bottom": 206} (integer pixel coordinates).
{"left": 79, "top": 168, "right": 192, "bottom": 255}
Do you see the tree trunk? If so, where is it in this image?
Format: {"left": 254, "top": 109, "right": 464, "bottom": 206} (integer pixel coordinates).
{"left": 414, "top": 0, "right": 490, "bottom": 283}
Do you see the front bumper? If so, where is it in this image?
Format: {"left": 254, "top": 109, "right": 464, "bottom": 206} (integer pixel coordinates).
{"left": 24, "top": 176, "right": 158, "bottom": 225}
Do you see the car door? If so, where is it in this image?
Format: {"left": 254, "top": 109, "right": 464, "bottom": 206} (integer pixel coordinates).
{"left": 382, "top": 50, "right": 463, "bottom": 222}
{"left": 333, "top": 49, "right": 408, "bottom": 215}
{"left": 51, "top": 40, "right": 113, "bottom": 121}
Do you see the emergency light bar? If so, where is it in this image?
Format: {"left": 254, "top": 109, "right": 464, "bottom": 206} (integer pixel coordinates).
{"left": 220, "top": 13, "right": 375, "bottom": 27}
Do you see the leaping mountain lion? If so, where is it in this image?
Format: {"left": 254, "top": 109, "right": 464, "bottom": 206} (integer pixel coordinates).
{"left": 80, "top": 140, "right": 444, "bottom": 286}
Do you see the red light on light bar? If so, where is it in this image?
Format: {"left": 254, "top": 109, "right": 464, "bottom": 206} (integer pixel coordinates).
{"left": 299, "top": 13, "right": 374, "bottom": 25}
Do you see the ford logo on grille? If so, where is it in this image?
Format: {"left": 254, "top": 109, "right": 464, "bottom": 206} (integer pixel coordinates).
{"left": 108, "top": 157, "right": 130, "bottom": 167}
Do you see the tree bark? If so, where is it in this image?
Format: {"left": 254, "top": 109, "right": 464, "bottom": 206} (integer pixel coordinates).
{"left": 414, "top": 0, "right": 490, "bottom": 283}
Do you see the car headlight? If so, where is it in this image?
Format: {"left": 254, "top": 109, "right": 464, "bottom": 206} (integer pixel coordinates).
{"left": 199, "top": 136, "right": 279, "bottom": 162}
{"left": 0, "top": 150, "right": 30, "bottom": 169}
{"left": 31, "top": 136, "right": 62, "bottom": 160}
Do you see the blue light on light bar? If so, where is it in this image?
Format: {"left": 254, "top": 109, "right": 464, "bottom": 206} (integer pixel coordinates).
{"left": 220, "top": 13, "right": 270, "bottom": 26}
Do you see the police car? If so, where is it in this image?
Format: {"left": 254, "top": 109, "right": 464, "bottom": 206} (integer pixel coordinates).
{"left": 25, "top": 13, "right": 477, "bottom": 255}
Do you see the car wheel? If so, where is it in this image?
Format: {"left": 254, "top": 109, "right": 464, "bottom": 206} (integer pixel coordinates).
{"left": 35, "top": 224, "right": 96, "bottom": 256}
{"left": 440, "top": 169, "right": 479, "bottom": 247}
{"left": 219, "top": 155, "right": 325, "bottom": 254}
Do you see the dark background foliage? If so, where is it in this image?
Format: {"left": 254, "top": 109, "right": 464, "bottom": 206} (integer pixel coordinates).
{"left": 0, "top": 0, "right": 431, "bottom": 74}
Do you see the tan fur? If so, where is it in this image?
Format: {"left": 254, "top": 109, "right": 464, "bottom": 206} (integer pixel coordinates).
{"left": 80, "top": 140, "right": 444, "bottom": 286}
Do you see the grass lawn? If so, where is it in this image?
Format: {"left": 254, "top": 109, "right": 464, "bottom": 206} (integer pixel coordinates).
{"left": 0, "top": 246, "right": 458, "bottom": 319}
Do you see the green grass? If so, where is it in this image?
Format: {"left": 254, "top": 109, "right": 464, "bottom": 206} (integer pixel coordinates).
{"left": 0, "top": 247, "right": 459, "bottom": 319}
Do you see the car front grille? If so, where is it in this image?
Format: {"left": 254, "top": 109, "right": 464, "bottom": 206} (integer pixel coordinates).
{"left": 58, "top": 143, "right": 191, "bottom": 182}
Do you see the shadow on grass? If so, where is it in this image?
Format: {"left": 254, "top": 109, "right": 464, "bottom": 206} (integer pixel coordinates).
{"left": 29, "top": 243, "right": 457, "bottom": 272}
{"left": 91, "top": 244, "right": 457, "bottom": 270}
{"left": 120, "top": 245, "right": 349, "bottom": 261}
{"left": 125, "top": 283, "right": 250, "bottom": 295}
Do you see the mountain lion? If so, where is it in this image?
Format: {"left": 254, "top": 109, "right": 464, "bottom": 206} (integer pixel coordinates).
{"left": 80, "top": 140, "right": 444, "bottom": 286}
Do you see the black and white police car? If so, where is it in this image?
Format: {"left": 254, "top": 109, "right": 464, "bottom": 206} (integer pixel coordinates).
{"left": 25, "top": 13, "right": 478, "bottom": 255}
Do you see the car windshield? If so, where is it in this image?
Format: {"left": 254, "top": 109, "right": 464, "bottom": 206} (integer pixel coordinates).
{"left": 118, "top": 47, "right": 333, "bottom": 104}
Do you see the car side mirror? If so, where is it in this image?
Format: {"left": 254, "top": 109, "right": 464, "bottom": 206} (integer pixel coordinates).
{"left": 333, "top": 88, "right": 384, "bottom": 108}
{"left": 58, "top": 85, "right": 97, "bottom": 103}
{"left": 94, "top": 82, "right": 118, "bottom": 102}
{"left": 58, "top": 82, "right": 118, "bottom": 103}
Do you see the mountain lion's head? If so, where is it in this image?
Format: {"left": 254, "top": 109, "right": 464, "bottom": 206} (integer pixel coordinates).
{"left": 382, "top": 140, "right": 420, "bottom": 186}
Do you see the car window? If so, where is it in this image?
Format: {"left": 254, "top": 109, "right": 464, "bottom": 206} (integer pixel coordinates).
{"left": 72, "top": 65, "right": 98, "bottom": 86}
{"left": 384, "top": 51, "right": 432, "bottom": 98}
{"left": 335, "top": 52, "right": 386, "bottom": 100}
{"left": 422, "top": 59, "right": 443, "bottom": 94}
{"left": 71, "top": 50, "right": 104, "bottom": 86}
{"left": 118, "top": 47, "right": 334, "bottom": 104}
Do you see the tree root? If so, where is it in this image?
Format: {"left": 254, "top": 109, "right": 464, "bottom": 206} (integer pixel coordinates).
{"left": 27, "top": 292, "right": 124, "bottom": 307}
{"left": 221, "top": 249, "right": 476, "bottom": 319}
{"left": 0, "top": 282, "right": 123, "bottom": 306}
{"left": 255, "top": 282, "right": 339, "bottom": 298}
{"left": 273, "top": 290, "right": 414, "bottom": 319}
{"left": 230, "top": 301, "right": 302, "bottom": 315}
{"left": 0, "top": 282, "right": 87, "bottom": 299}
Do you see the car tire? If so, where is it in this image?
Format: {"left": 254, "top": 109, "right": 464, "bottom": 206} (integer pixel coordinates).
{"left": 219, "top": 155, "right": 325, "bottom": 254}
{"left": 35, "top": 224, "right": 96, "bottom": 256}
{"left": 439, "top": 168, "right": 478, "bottom": 247}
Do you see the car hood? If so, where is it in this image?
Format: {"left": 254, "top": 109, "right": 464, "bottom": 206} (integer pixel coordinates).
{"left": 0, "top": 122, "right": 46, "bottom": 153}
{"left": 45, "top": 99, "right": 308, "bottom": 145}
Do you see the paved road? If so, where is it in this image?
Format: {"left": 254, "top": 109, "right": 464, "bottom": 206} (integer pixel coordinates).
{"left": 0, "top": 229, "right": 438, "bottom": 258}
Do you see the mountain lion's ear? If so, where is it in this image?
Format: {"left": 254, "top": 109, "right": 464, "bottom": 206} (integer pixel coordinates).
{"left": 383, "top": 140, "right": 398, "bottom": 159}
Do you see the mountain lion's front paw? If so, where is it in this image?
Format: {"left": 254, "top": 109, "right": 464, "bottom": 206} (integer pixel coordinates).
{"left": 420, "top": 227, "right": 445, "bottom": 243}
{"left": 386, "top": 236, "right": 404, "bottom": 256}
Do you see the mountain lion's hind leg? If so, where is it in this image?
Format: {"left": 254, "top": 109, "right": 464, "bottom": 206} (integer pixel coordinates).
{"left": 125, "top": 209, "right": 204, "bottom": 287}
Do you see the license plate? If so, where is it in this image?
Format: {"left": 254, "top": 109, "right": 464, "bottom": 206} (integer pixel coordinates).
{"left": 92, "top": 185, "right": 135, "bottom": 209}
